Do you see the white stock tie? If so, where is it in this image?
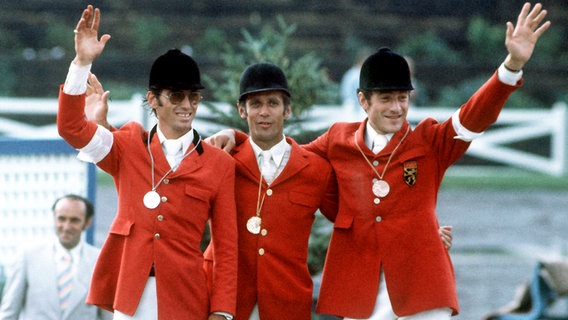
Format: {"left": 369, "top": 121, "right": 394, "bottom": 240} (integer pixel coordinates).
{"left": 260, "top": 150, "right": 277, "bottom": 185}
{"left": 163, "top": 139, "right": 183, "bottom": 169}
{"left": 372, "top": 134, "right": 388, "bottom": 154}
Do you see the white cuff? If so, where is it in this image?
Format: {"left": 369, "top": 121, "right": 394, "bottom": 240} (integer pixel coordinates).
{"left": 77, "top": 125, "right": 113, "bottom": 163}
{"left": 451, "top": 109, "right": 483, "bottom": 142}
{"left": 63, "top": 62, "right": 91, "bottom": 95}
{"left": 497, "top": 63, "right": 523, "bottom": 86}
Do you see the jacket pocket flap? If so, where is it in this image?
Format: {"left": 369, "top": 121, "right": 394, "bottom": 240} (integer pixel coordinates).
{"left": 109, "top": 218, "right": 134, "bottom": 236}
{"left": 185, "top": 185, "right": 211, "bottom": 202}
{"left": 334, "top": 214, "right": 354, "bottom": 229}
{"left": 289, "top": 191, "right": 319, "bottom": 207}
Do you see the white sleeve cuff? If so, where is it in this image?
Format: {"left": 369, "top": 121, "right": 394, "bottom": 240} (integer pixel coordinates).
{"left": 497, "top": 63, "right": 523, "bottom": 86}
{"left": 63, "top": 62, "right": 92, "bottom": 95}
{"left": 452, "top": 109, "right": 483, "bottom": 142}
{"left": 77, "top": 125, "right": 114, "bottom": 163}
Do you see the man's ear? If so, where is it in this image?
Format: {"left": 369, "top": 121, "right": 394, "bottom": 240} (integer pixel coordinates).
{"left": 283, "top": 105, "right": 292, "bottom": 119}
{"left": 147, "top": 91, "right": 159, "bottom": 110}
{"left": 237, "top": 103, "right": 247, "bottom": 119}
{"left": 358, "top": 91, "right": 368, "bottom": 114}
{"left": 83, "top": 217, "right": 93, "bottom": 230}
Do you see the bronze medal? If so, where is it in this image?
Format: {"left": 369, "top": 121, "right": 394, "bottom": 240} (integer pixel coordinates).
{"left": 372, "top": 180, "right": 390, "bottom": 198}
{"left": 246, "top": 216, "right": 262, "bottom": 234}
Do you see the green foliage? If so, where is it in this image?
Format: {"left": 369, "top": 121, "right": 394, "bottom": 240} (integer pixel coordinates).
{"left": 45, "top": 22, "right": 74, "bottom": 51}
{"left": 434, "top": 76, "right": 546, "bottom": 109}
{"left": 0, "top": 61, "right": 16, "bottom": 95}
{"left": 201, "top": 16, "right": 339, "bottom": 134}
{"left": 466, "top": 16, "right": 504, "bottom": 64}
{"left": 0, "top": 26, "right": 22, "bottom": 53}
{"left": 397, "top": 30, "right": 462, "bottom": 64}
{"left": 132, "top": 16, "right": 172, "bottom": 53}
{"left": 308, "top": 212, "right": 333, "bottom": 275}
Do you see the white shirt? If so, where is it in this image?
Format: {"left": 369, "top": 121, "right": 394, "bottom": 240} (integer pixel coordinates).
{"left": 249, "top": 135, "right": 291, "bottom": 181}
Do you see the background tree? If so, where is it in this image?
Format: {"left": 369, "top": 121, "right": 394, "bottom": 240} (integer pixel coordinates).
{"left": 199, "top": 16, "right": 340, "bottom": 139}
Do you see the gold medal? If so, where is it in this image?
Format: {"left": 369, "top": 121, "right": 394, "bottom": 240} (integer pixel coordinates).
{"left": 372, "top": 180, "right": 390, "bottom": 198}
{"left": 143, "top": 190, "right": 161, "bottom": 209}
{"left": 247, "top": 216, "right": 262, "bottom": 234}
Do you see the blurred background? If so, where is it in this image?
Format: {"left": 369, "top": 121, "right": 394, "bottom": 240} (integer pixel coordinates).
{"left": 1, "top": 1, "right": 567, "bottom": 319}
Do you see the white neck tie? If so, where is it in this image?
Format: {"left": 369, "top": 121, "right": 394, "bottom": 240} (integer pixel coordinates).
{"left": 163, "top": 139, "right": 183, "bottom": 169}
{"left": 57, "top": 252, "right": 73, "bottom": 310}
{"left": 372, "top": 134, "right": 388, "bottom": 154}
{"left": 260, "top": 150, "right": 277, "bottom": 184}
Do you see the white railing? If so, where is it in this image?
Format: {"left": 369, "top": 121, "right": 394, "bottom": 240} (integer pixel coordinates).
{"left": 1, "top": 96, "right": 565, "bottom": 176}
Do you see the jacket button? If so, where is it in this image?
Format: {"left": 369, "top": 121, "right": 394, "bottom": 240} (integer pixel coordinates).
{"left": 375, "top": 216, "right": 382, "bottom": 222}
{"left": 157, "top": 215, "right": 164, "bottom": 221}
{"left": 266, "top": 189, "right": 273, "bottom": 196}
{"left": 258, "top": 248, "right": 265, "bottom": 255}
{"left": 161, "top": 196, "right": 167, "bottom": 203}
{"left": 373, "top": 160, "right": 379, "bottom": 166}
{"left": 154, "top": 233, "right": 161, "bottom": 239}
{"left": 163, "top": 178, "right": 169, "bottom": 184}
{"left": 374, "top": 198, "right": 380, "bottom": 204}
{"left": 261, "top": 229, "right": 268, "bottom": 236}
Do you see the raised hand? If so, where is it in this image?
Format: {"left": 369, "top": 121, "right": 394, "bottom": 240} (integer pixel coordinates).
{"left": 504, "top": 2, "right": 551, "bottom": 71}
{"left": 73, "top": 5, "right": 111, "bottom": 66}
{"left": 85, "top": 73, "right": 111, "bottom": 130}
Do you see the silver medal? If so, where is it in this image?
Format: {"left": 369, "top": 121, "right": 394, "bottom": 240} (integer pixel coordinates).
{"left": 143, "top": 190, "right": 161, "bottom": 209}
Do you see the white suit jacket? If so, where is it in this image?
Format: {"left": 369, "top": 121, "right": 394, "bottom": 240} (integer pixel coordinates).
{"left": 0, "top": 240, "right": 112, "bottom": 320}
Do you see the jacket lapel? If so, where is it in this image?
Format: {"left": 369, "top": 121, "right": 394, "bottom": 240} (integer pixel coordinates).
{"left": 271, "top": 138, "right": 309, "bottom": 186}
{"left": 233, "top": 137, "right": 309, "bottom": 186}
{"left": 233, "top": 139, "right": 261, "bottom": 182}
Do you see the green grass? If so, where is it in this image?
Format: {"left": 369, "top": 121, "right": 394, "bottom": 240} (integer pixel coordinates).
{"left": 441, "top": 166, "right": 568, "bottom": 190}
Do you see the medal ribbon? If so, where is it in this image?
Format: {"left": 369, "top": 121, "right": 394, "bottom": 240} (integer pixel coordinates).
{"left": 354, "top": 125, "right": 410, "bottom": 181}
{"left": 147, "top": 126, "right": 202, "bottom": 193}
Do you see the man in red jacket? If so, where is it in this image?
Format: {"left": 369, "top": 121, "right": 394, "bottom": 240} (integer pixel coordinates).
{"left": 57, "top": 5, "right": 237, "bottom": 320}
{"left": 306, "top": 3, "right": 550, "bottom": 320}
{"left": 204, "top": 62, "right": 337, "bottom": 319}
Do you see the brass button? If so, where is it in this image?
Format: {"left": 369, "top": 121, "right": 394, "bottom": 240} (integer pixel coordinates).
{"left": 261, "top": 229, "right": 268, "bottom": 236}
{"left": 161, "top": 196, "right": 167, "bottom": 203}
{"left": 266, "top": 189, "right": 273, "bottom": 196}
{"left": 154, "top": 233, "right": 161, "bottom": 239}
{"left": 157, "top": 215, "right": 164, "bottom": 221}
{"left": 258, "top": 248, "right": 265, "bottom": 255}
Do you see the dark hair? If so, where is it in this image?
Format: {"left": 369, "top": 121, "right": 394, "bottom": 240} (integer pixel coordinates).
{"left": 239, "top": 91, "right": 291, "bottom": 114}
{"left": 357, "top": 89, "right": 411, "bottom": 103}
{"left": 52, "top": 194, "right": 94, "bottom": 221}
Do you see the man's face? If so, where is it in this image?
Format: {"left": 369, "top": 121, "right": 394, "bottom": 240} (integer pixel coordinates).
{"left": 148, "top": 89, "right": 200, "bottom": 139}
{"left": 54, "top": 198, "right": 91, "bottom": 250}
{"left": 359, "top": 90, "right": 410, "bottom": 134}
{"left": 238, "top": 91, "right": 291, "bottom": 150}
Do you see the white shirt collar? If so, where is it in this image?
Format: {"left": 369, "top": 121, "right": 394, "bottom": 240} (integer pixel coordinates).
{"left": 365, "top": 121, "right": 393, "bottom": 149}
{"left": 53, "top": 237, "right": 83, "bottom": 264}
{"left": 249, "top": 135, "right": 290, "bottom": 168}
{"left": 156, "top": 126, "right": 194, "bottom": 154}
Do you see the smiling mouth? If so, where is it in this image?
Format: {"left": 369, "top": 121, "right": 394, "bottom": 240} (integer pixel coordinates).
{"left": 177, "top": 113, "right": 192, "bottom": 118}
